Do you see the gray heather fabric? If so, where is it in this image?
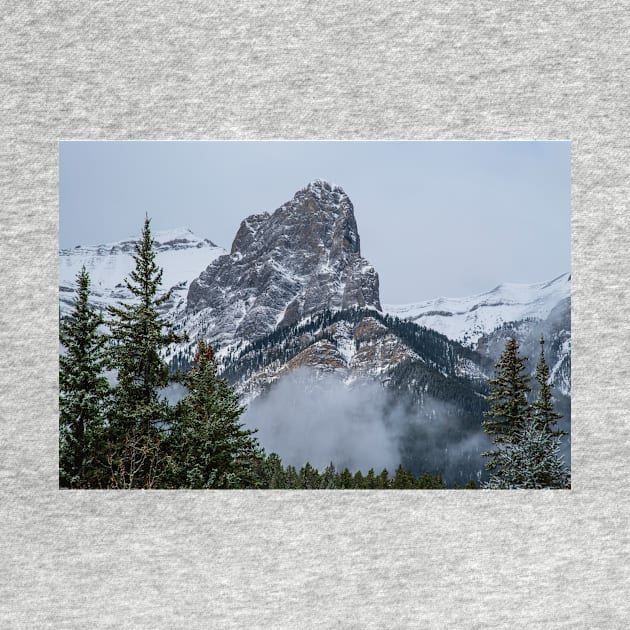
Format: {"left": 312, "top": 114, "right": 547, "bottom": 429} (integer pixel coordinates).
{"left": 1, "top": 2, "right": 628, "bottom": 628}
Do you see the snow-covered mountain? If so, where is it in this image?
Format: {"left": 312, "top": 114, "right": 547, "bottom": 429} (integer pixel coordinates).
{"left": 221, "top": 307, "right": 494, "bottom": 402}
{"left": 59, "top": 227, "right": 225, "bottom": 318}
{"left": 58, "top": 182, "right": 571, "bottom": 484}
{"left": 384, "top": 273, "right": 571, "bottom": 347}
{"left": 181, "top": 180, "right": 381, "bottom": 350}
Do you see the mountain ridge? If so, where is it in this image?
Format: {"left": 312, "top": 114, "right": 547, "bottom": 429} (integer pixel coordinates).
{"left": 59, "top": 227, "right": 225, "bottom": 318}
{"left": 384, "top": 272, "right": 570, "bottom": 346}
{"left": 59, "top": 181, "right": 571, "bottom": 484}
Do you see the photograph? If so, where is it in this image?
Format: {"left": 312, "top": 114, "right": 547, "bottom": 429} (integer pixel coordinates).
{"left": 59, "top": 140, "right": 571, "bottom": 489}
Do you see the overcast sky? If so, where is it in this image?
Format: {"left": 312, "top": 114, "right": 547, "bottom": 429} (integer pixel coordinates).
{"left": 59, "top": 141, "right": 570, "bottom": 304}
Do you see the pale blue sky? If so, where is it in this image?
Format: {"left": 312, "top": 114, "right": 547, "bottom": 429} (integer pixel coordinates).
{"left": 59, "top": 141, "right": 570, "bottom": 303}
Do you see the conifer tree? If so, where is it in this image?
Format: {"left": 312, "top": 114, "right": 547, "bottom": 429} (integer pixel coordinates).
{"left": 337, "top": 467, "right": 353, "bottom": 488}
{"left": 482, "top": 337, "right": 531, "bottom": 472}
{"left": 59, "top": 267, "right": 110, "bottom": 488}
{"left": 532, "top": 336, "right": 565, "bottom": 436}
{"left": 376, "top": 468, "right": 390, "bottom": 489}
{"left": 106, "top": 216, "right": 185, "bottom": 488}
{"left": 364, "top": 468, "right": 376, "bottom": 489}
{"left": 320, "top": 462, "right": 337, "bottom": 489}
{"left": 483, "top": 421, "right": 569, "bottom": 489}
{"left": 353, "top": 470, "right": 365, "bottom": 489}
{"left": 415, "top": 472, "right": 446, "bottom": 489}
{"left": 264, "top": 453, "right": 286, "bottom": 489}
{"left": 168, "top": 339, "right": 263, "bottom": 488}
{"left": 298, "top": 462, "right": 320, "bottom": 489}
{"left": 284, "top": 465, "right": 298, "bottom": 489}
{"left": 392, "top": 464, "right": 416, "bottom": 489}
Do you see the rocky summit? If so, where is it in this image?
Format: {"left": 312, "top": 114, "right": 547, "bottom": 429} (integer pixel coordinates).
{"left": 185, "top": 180, "right": 381, "bottom": 348}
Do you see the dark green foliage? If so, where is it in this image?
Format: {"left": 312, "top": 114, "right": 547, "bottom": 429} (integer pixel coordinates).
{"left": 320, "top": 462, "right": 337, "bottom": 489}
{"left": 284, "top": 465, "right": 298, "bottom": 489}
{"left": 105, "top": 217, "right": 187, "bottom": 488}
{"left": 532, "top": 336, "right": 565, "bottom": 436}
{"left": 59, "top": 267, "right": 111, "bottom": 488}
{"left": 168, "top": 340, "right": 264, "bottom": 488}
{"left": 376, "top": 468, "right": 390, "bottom": 489}
{"left": 482, "top": 337, "right": 569, "bottom": 489}
{"left": 250, "top": 454, "right": 446, "bottom": 489}
{"left": 107, "top": 217, "right": 186, "bottom": 431}
{"left": 262, "top": 452, "right": 287, "bottom": 489}
{"left": 415, "top": 472, "right": 446, "bottom": 489}
{"left": 353, "top": 470, "right": 365, "bottom": 489}
{"left": 391, "top": 464, "right": 416, "bottom": 489}
{"left": 297, "top": 462, "right": 321, "bottom": 489}
{"left": 337, "top": 468, "right": 353, "bottom": 489}
{"left": 482, "top": 337, "right": 531, "bottom": 449}
{"left": 364, "top": 468, "right": 377, "bottom": 489}
{"left": 482, "top": 337, "right": 531, "bottom": 475}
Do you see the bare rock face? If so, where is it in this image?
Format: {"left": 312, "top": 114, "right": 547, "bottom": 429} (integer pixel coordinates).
{"left": 186, "top": 180, "right": 381, "bottom": 347}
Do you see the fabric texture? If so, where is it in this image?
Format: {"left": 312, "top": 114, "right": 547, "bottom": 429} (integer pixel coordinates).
{"left": 1, "top": 2, "right": 628, "bottom": 627}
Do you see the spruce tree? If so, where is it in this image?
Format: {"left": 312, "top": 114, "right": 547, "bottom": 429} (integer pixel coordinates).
{"left": 392, "top": 464, "right": 416, "bottom": 489}
{"left": 168, "top": 340, "right": 263, "bottom": 488}
{"left": 376, "top": 468, "right": 390, "bottom": 489}
{"left": 298, "top": 462, "right": 320, "bottom": 489}
{"left": 482, "top": 337, "right": 531, "bottom": 472}
{"left": 483, "top": 421, "right": 569, "bottom": 489}
{"left": 106, "top": 216, "right": 185, "bottom": 488}
{"left": 415, "top": 472, "right": 446, "bottom": 489}
{"left": 337, "top": 467, "right": 353, "bottom": 489}
{"left": 263, "top": 453, "right": 286, "bottom": 489}
{"left": 353, "top": 470, "right": 365, "bottom": 489}
{"left": 59, "top": 267, "right": 110, "bottom": 488}
{"left": 320, "top": 462, "right": 337, "bottom": 489}
{"left": 364, "top": 468, "right": 376, "bottom": 489}
{"left": 284, "top": 465, "right": 298, "bottom": 489}
{"left": 532, "top": 336, "right": 565, "bottom": 436}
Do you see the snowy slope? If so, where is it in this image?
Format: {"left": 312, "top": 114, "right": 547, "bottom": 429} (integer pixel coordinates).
{"left": 59, "top": 228, "right": 225, "bottom": 317}
{"left": 384, "top": 273, "right": 571, "bottom": 346}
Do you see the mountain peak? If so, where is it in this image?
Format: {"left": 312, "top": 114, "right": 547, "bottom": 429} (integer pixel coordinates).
{"left": 146, "top": 227, "right": 218, "bottom": 250}
{"left": 187, "top": 182, "right": 380, "bottom": 347}
{"left": 295, "top": 179, "right": 349, "bottom": 208}
{"left": 304, "top": 178, "right": 344, "bottom": 194}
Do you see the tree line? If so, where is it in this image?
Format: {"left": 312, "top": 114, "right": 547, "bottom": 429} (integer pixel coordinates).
{"left": 59, "top": 217, "right": 262, "bottom": 488}
{"left": 257, "top": 457, "right": 455, "bottom": 489}
{"left": 60, "top": 216, "right": 569, "bottom": 489}
{"left": 59, "top": 218, "right": 457, "bottom": 489}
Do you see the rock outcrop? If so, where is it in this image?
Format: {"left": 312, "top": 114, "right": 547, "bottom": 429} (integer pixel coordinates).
{"left": 186, "top": 180, "right": 381, "bottom": 347}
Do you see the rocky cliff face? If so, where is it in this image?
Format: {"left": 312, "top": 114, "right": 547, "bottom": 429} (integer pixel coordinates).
{"left": 185, "top": 180, "right": 381, "bottom": 348}
{"left": 225, "top": 313, "right": 428, "bottom": 403}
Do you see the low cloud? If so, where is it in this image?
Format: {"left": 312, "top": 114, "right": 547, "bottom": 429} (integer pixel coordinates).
{"left": 243, "top": 369, "right": 402, "bottom": 472}
{"left": 243, "top": 368, "right": 489, "bottom": 482}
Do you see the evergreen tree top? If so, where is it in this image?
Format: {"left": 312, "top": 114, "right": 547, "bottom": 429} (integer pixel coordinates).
{"left": 532, "top": 335, "right": 564, "bottom": 434}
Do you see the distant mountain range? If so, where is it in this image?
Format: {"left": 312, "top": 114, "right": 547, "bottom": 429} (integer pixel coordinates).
{"left": 59, "top": 180, "right": 571, "bottom": 482}
{"left": 384, "top": 273, "right": 570, "bottom": 346}
{"left": 59, "top": 227, "right": 225, "bottom": 318}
